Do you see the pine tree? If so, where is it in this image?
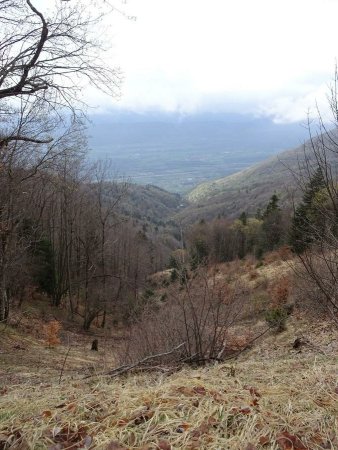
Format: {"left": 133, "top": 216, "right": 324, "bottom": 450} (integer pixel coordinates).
{"left": 239, "top": 212, "right": 247, "bottom": 226}
{"left": 190, "top": 238, "right": 209, "bottom": 269}
{"left": 168, "top": 254, "right": 179, "bottom": 270}
{"left": 263, "top": 193, "right": 280, "bottom": 218}
{"left": 260, "top": 194, "right": 283, "bottom": 251}
{"left": 290, "top": 168, "right": 326, "bottom": 253}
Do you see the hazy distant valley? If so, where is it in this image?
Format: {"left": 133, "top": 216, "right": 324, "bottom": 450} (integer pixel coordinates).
{"left": 89, "top": 111, "right": 309, "bottom": 193}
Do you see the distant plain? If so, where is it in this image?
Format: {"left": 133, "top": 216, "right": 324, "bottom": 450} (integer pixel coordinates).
{"left": 88, "top": 112, "right": 310, "bottom": 193}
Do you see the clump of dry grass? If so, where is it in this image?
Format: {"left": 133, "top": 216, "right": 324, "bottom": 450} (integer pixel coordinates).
{"left": 0, "top": 351, "right": 337, "bottom": 449}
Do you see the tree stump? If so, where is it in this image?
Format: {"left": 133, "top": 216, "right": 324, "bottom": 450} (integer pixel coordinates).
{"left": 91, "top": 339, "right": 98, "bottom": 351}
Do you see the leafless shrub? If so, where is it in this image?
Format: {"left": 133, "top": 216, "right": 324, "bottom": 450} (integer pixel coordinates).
{"left": 117, "top": 267, "right": 249, "bottom": 367}
{"left": 293, "top": 254, "right": 338, "bottom": 324}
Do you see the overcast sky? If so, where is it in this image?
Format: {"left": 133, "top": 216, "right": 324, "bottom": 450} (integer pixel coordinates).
{"left": 87, "top": 0, "right": 338, "bottom": 122}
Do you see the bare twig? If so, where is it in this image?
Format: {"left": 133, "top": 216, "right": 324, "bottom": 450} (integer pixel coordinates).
{"left": 223, "top": 326, "right": 272, "bottom": 361}
{"left": 59, "top": 346, "right": 71, "bottom": 384}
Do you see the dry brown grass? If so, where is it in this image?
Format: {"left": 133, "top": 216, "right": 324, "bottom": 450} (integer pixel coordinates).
{"left": 0, "top": 354, "right": 337, "bottom": 449}
{"left": 0, "top": 258, "right": 337, "bottom": 449}
{"left": 0, "top": 316, "right": 337, "bottom": 450}
{"left": 0, "top": 324, "right": 116, "bottom": 387}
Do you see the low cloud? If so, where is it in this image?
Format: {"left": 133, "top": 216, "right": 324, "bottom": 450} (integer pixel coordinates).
{"left": 84, "top": 0, "right": 338, "bottom": 123}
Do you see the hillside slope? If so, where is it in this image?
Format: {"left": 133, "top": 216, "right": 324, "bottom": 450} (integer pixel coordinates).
{"left": 119, "top": 184, "right": 187, "bottom": 225}
{"left": 1, "top": 254, "right": 337, "bottom": 449}
{"left": 178, "top": 130, "right": 337, "bottom": 223}
{"left": 0, "top": 316, "right": 337, "bottom": 449}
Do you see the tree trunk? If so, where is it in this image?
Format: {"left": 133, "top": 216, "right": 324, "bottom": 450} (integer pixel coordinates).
{"left": 0, "top": 274, "right": 9, "bottom": 322}
{"left": 0, "top": 237, "right": 9, "bottom": 322}
{"left": 100, "top": 309, "right": 106, "bottom": 328}
{"left": 83, "top": 311, "right": 97, "bottom": 331}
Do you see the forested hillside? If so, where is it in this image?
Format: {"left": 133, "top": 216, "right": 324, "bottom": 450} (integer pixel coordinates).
{"left": 118, "top": 184, "right": 187, "bottom": 224}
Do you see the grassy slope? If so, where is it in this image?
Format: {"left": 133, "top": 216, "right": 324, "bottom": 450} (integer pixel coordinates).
{"left": 187, "top": 153, "right": 294, "bottom": 204}
{"left": 0, "top": 321, "right": 337, "bottom": 449}
{"left": 0, "top": 258, "right": 337, "bottom": 449}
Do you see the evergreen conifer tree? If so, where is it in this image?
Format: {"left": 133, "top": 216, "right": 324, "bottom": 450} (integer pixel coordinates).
{"left": 290, "top": 168, "right": 326, "bottom": 253}
{"left": 260, "top": 194, "right": 283, "bottom": 251}
{"left": 263, "top": 193, "right": 280, "bottom": 218}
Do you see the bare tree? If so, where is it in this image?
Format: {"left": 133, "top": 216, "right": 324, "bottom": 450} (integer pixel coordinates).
{"left": 0, "top": 0, "right": 122, "bottom": 147}
{"left": 290, "top": 69, "right": 338, "bottom": 325}
{"left": 0, "top": 0, "right": 123, "bottom": 321}
{"left": 0, "top": 0, "right": 121, "bottom": 101}
{"left": 89, "top": 160, "right": 129, "bottom": 327}
{"left": 0, "top": 111, "right": 86, "bottom": 321}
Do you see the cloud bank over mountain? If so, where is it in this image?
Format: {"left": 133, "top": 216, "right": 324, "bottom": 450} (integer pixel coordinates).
{"left": 84, "top": 0, "right": 338, "bottom": 123}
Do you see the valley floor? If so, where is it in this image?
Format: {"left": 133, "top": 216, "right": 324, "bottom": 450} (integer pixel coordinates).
{"left": 0, "top": 317, "right": 337, "bottom": 450}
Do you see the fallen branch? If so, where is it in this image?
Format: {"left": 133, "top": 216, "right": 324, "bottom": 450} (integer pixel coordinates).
{"left": 83, "top": 327, "right": 273, "bottom": 380}
{"left": 84, "top": 342, "right": 186, "bottom": 379}
{"left": 123, "top": 365, "right": 179, "bottom": 375}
